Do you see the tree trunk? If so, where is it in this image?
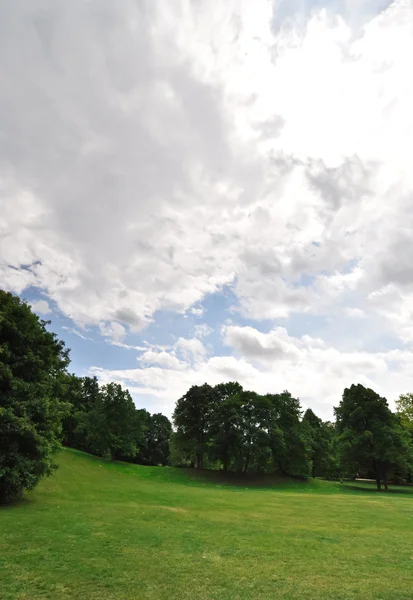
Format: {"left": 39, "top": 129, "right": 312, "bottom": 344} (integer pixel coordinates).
{"left": 196, "top": 452, "right": 203, "bottom": 469}
{"left": 383, "top": 471, "right": 388, "bottom": 490}
{"left": 244, "top": 451, "right": 250, "bottom": 474}
{"left": 373, "top": 459, "right": 382, "bottom": 491}
{"left": 375, "top": 474, "right": 382, "bottom": 491}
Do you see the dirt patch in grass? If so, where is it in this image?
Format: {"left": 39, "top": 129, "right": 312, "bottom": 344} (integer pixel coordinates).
{"left": 158, "top": 506, "right": 188, "bottom": 514}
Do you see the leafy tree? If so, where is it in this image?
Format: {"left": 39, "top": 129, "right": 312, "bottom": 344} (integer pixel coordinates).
{"left": 173, "top": 384, "right": 218, "bottom": 468}
{"left": 215, "top": 382, "right": 243, "bottom": 403}
{"left": 209, "top": 392, "right": 244, "bottom": 471}
{"left": 61, "top": 375, "right": 108, "bottom": 456}
{"left": 396, "top": 393, "right": 413, "bottom": 433}
{"left": 302, "top": 409, "right": 337, "bottom": 478}
{"left": 238, "top": 391, "right": 273, "bottom": 473}
{"left": 76, "top": 388, "right": 110, "bottom": 458}
{"left": 267, "top": 392, "right": 310, "bottom": 477}
{"left": 60, "top": 373, "right": 87, "bottom": 448}
{"left": 0, "top": 291, "right": 70, "bottom": 503}
{"left": 169, "top": 431, "right": 188, "bottom": 467}
{"left": 143, "top": 413, "right": 172, "bottom": 466}
{"left": 134, "top": 408, "right": 151, "bottom": 462}
{"left": 396, "top": 393, "right": 413, "bottom": 482}
{"left": 100, "top": 383, "right": 137, "bottom": 460}
{"left": 335, "top": 384, "right": 411, "bottom": 490}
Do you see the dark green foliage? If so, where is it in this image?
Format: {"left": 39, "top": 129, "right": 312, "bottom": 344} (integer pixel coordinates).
{"left": 209, "top": 390, "right": 244, "bottom": 471}
{"left": 173, "top": 384, "right": 219, "bottom": 468}
{"left": 61, "top": 376, "right": 172, "bottom": 465}
{"left": 139, "top": 413, "right": 172, "bottom": 466}
{"left": 335, "top": 384, "right": 411, "bottom": 490}
{"left": 175, "top": 383, "right": 312, "bottom": 477}
{"left": 237, "top": 391, "right": 273, "bottom": 473}
{"left": 302, "top": 409, "right": 337, "bottom": 478}
{"left": 100, "top": 383, "right": 137, "bottom": 460}
{"left": 266, "top": 392, "right": 310, "bottom": 477}
{"left": 0, "top": 291, "right": 69, "bottom": 503}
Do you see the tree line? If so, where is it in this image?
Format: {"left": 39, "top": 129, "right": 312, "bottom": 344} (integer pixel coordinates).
{"left": 172, "top": 382, "right": 413, "bottom": 489}
{"left": 0, "top": 291, "right": 171, "bottom": 503}
{"left": 1, "top": 290, "right": 413, "bottom": 503}
{"left": 59, "top": 374, "right": 171, "bottom": 466}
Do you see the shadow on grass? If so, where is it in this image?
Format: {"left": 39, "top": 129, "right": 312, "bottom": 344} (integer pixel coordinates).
{"left": 343, "top": 483, "right": 413, "bottom": 495}
{"left": 0, "top": 495, "right": 37, "bottom": 511}
{"left": 181, "top": 468, "right": 307, "bottom": 488}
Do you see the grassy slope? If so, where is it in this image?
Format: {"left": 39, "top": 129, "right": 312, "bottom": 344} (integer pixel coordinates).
{"left": 1, "top": 449, "right": 413, "bottom": 600}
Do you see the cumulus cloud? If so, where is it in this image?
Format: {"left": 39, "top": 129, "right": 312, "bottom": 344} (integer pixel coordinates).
{"left": 90, "top": 323, "right": 413, "bottom": 419}
{"left": 1, "top": 0, "right": 413, "bottom": 416}
{"left": 30, "top": 299, "right": 51, "bottom": 315}
{"left": 139, "top": 350, "right": 185, "bottom": 371}
{"left": 1, "top": 0, "right": 411, "bottom": 333}
{"left": 175, "top": 337, "right": 207, "bottom": 363}
{"left": 100, "top": 321, "right": 126, "bottom": 343}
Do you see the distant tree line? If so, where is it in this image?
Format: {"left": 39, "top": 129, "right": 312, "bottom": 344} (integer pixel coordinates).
{"left": 172, "top": 382, "right": 336, "bottom": 477}
{"left": 173, "top": 383, "right": 413, "bottom": 489}
{"left": 1, "top": 289, "right": 413, "bottom": 503}
{"left": 59, "top": 374, "right": 171, "bottom": 466}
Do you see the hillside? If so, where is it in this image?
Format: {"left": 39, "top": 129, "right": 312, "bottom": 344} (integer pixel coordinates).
{"left": 1, "top": 448, "right": 412, "bottom": 600}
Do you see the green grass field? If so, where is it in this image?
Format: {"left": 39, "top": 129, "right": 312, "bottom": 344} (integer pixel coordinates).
{"left": 1, "top": 449, "right": 413, "bottom": 600}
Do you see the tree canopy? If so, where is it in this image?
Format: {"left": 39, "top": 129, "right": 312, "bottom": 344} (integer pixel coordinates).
{"left": 173, "top": 384, "right": 313, "bottom": 476}
{"left": 335, "top": 384, "right": 411, "bottom": 490}
{"left": 0, "top": 291, "right": 69, "bottom": 503}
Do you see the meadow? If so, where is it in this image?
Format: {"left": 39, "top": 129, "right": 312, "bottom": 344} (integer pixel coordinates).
{"left": 1, "top": 448, "right": 412, "bottom": 600}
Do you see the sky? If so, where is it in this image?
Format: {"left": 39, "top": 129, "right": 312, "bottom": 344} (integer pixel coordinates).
{"left": 1, "top": 0, "right": 413, "bottom": 420}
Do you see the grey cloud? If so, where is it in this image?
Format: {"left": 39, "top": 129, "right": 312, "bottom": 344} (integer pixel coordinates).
{"left": 115, "top": 308, "right": 147, "bottom": 330}
{"left": 306, "top": 155, "right": 374, "bottom": 211}
{"left": 0, "top": 0, "right": 251, "bottom": 326}
{"left": 225, "top": 326, "right": 298, "bottom": 361}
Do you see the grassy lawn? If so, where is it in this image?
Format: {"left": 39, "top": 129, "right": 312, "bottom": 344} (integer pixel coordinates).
{"left": 1, "top": 448, "right": 413, "bottom": 600}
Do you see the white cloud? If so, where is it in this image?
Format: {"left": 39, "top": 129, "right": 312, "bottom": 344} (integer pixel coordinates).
{"left": 100, "top": 321, "right": 126, "bottom": 343}
{"left": 194, "top": 323, "right": 213, "bottom": 339}
{"left": 175, "top": 337, "right": 207, "bottom": 363}
{"left": 344, "top": 307, "right": 366, "bottom": 319}
{"left": 2, "top": 0, "right": 411, "bottom": 333}
{"left": 30, "top": 299, "right": 51, "bottom": 315}
{"left": 90, "top": 324, "right": 413, "bottom": 418}
{"left": 1, "top": 0, "right": 413, "bottom": 416}
{"left": 139, "top": 349, "right": 185, "bottom": 371}
{"left": 62, "top": 326, "right": 94, "bottom": 342}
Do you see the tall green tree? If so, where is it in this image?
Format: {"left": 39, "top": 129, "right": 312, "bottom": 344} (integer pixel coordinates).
{"left": 209, "top": 392, "right": 244, "bottom": 471}
{"left": 173, "top": 384, "right": 218, "bottom": 468}
{"left": 101, "top": 383, "right": 137, "bottom": 461}
{"left": 0, "top": 291, "right": 70, "bottom": 503}
{"left": 335, "top": 384, "right": 410, "bottom": 490}
{"left": 238, "top": 391, "right": 273, "bottom": 473}
{"left": 396, "top": 393, "right": 413, "bottom": 433}
{"left": 396, "top": 393, "right": 413, "bottom": 483}
{"left": 134, "top": 408, "right": 151, "bottom": 462}
{"left": 302, "top": 409, "right": 337, "bottom": 478}
{"left": 60, "top": 373, "right": 87, "bottom": 448}
{"left": 267, "top": 392, "right": 310, "bottom": 477}
{"left": 143, "top": 413, "right": 172, "bottom": 466}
